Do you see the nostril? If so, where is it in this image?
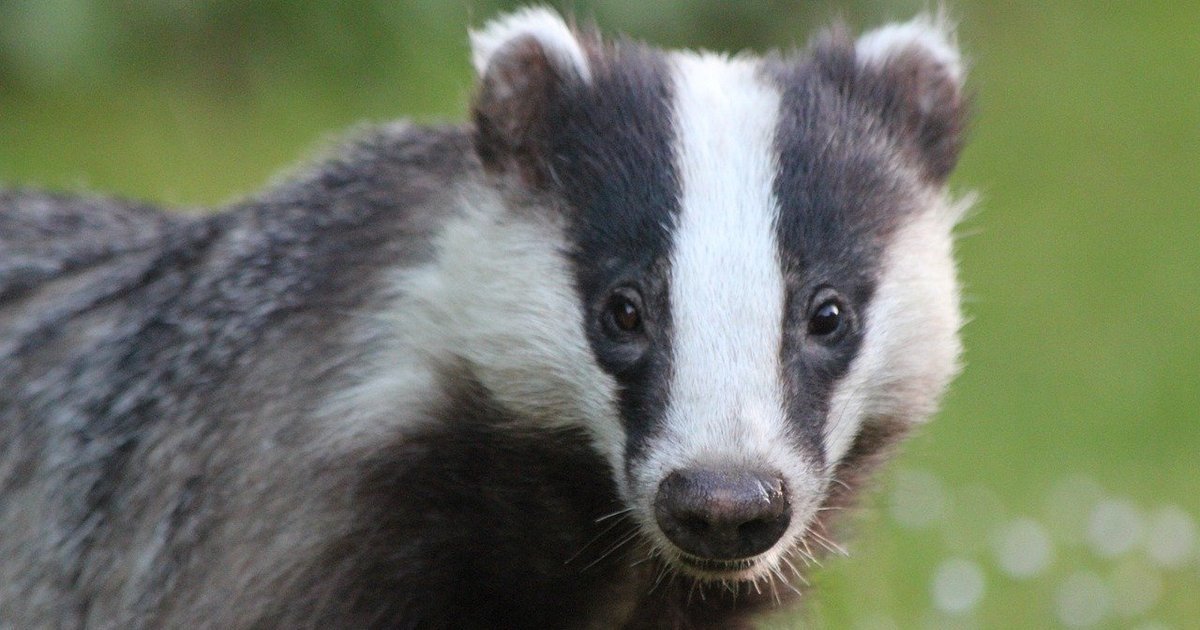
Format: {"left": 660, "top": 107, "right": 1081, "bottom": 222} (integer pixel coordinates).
{"left": 734, "top": 516, "right": 763, "bottom": 535}
{"left": 654, "top": 468, "right": 792, "bottom": 561}
{"left": 738, "top": 517, "right": 771, "bottom": 541}
{"left": 681, "top": 515, "right": 710, "bottom": 535}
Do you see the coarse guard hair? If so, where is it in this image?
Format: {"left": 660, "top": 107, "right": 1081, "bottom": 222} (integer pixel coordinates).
{"left": 0, "top": 7, "right": 970, "bottom": 629}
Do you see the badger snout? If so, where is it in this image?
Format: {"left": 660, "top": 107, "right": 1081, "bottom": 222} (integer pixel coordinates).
{"left": 653, "top": 468, "right": 791, "bottom": 561}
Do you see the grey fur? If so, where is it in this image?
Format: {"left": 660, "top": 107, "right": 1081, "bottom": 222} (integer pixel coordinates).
{"left": 1, "top": 11, "right": 968, "bottom": 629}
{"left": 1, "top": 125, "right": 479, "bottom": 627}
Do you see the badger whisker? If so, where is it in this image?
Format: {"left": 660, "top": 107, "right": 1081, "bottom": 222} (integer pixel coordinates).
{"left": 809, "top": 529, "right": 850, "bottom": 558}
{"left": 564, "top": 512, "right": 633, "bottom": 565}
{"left": 580, "top": 529, "right": 642, "bottom": 572}
{"left": 772, "top": 564, "right": 804, "bottom": 596}
{"left": 594, "top": 507, "right": 634, "bottom": 523}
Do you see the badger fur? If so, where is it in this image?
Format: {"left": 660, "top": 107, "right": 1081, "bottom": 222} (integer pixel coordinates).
{"left": 0, "top": 8, "right": 969, "bottom": 629}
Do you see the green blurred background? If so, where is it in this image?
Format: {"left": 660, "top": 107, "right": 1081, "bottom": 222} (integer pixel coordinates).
{"left": 1, "top": 1, "right": 1196, "bottom": 627}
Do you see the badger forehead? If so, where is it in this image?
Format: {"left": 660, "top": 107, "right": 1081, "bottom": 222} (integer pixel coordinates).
{"left": 544, "top": 42, "right": 923, "bottom": 308}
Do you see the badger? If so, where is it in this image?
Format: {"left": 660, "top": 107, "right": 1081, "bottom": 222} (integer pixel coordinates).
{"left": 0, "top": 8, "right": 968, "bottom": 629}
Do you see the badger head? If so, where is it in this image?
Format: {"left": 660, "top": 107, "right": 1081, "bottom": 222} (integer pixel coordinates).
{"left": 449, "top": 8, "right": 967, "bottom": 584}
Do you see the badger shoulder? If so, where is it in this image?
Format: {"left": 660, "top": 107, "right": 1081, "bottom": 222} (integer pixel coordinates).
{"left": 0, "top": 122, "right": 476, "bottom": 343}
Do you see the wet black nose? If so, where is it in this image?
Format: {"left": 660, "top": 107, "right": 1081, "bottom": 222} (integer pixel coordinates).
{"left": 654, "top": 468, "right": 791, "bottom": 560}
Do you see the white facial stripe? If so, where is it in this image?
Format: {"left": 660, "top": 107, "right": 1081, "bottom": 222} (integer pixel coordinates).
{"left": 661, "top": 53, "right": 790, "bottom": 467}
{"left": 823, "top": 198, "right": 965, "bottom": 464}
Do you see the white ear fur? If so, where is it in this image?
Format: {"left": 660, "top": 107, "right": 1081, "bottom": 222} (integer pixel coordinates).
{"left": 855, "top": 13, "right": 963, "bottom": 84}
{"left": 470, "top": 7, "right": 592, "bottom": 83}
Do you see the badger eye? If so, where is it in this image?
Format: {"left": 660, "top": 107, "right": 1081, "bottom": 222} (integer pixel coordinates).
{"left": 605, "top": 291, "right": 643, "bottom": 334}
{"left": 808, "top": 297, "right": 845, "bottom": 338}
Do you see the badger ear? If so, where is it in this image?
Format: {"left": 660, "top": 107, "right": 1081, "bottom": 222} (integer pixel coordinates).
{"left": 854, "top": 15, "right": 968, "bottom": 183}
{"left": 470, "top": 8, "right": 592, "bottom": 188}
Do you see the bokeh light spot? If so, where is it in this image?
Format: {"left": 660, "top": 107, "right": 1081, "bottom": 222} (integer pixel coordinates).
{"left": 1056, "top": 571, "right": 1112, "bottom": 627}
{"left": 992, "top": 517, "right": 1054, "bottom": 579}
{"left": 931, "top": 557, "right": 986, "bottom": 615}
{"left": 1143, "top": 505, "right": 1198, "bottom": 569}
{"left": 1087, "top": 497, "right": 1144, "bottom": 559}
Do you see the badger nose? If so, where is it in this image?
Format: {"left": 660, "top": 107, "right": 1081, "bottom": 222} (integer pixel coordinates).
{"left": 654, "top": 468, "right": 791, "bottom": 560}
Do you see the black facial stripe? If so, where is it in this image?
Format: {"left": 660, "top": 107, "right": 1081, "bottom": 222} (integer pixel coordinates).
{"left": 765, "top": 39, "right": 921, "bottom": 463}
{"left": 544, "top": 41, "right": 680, "bottom": 476}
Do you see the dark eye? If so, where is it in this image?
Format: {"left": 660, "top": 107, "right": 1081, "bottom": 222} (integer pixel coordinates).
{"left": 808, "top": 297, "right": 844, "bottom": 337}
{"left": 605, "top": 291, "right": 643, "bottom": 335}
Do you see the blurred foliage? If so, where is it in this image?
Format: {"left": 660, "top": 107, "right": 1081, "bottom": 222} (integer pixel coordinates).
{"left": 2, "top": 1, "right": 1198, "bottom": 627}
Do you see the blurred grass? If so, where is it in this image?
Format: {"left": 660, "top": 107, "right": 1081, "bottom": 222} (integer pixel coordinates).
{"left": 2, "top": 1, "right": 1197, "bottom": 627}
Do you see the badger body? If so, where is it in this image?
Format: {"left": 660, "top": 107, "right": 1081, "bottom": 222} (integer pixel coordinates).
{"left": 0, "top": 9, "right": 968, "bottom": 629}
